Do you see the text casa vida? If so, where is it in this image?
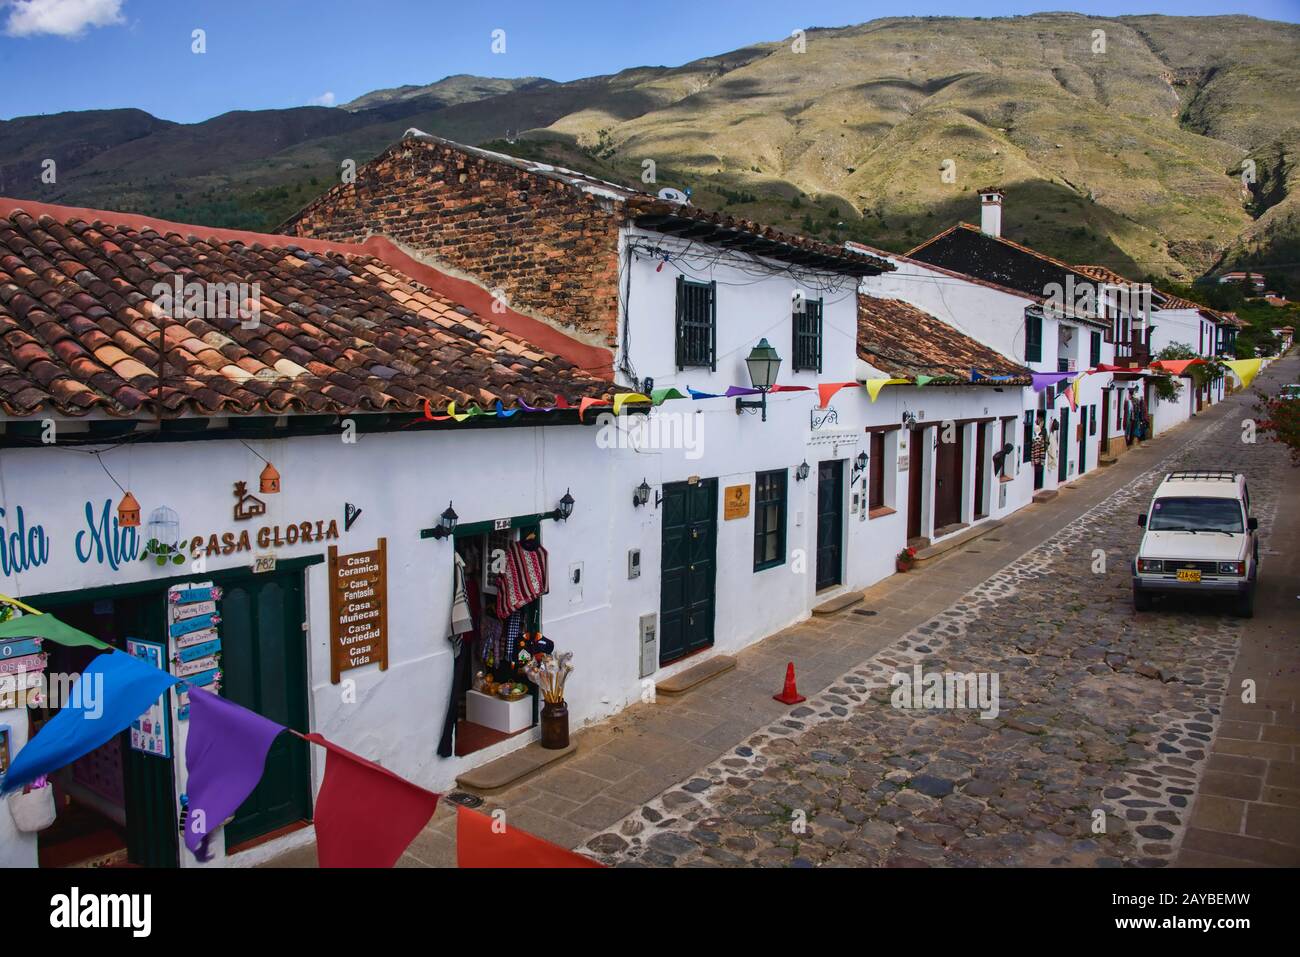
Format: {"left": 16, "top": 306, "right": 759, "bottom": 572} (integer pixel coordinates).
{"left": 0, "top": 499, "right": 340, "bottom": 576}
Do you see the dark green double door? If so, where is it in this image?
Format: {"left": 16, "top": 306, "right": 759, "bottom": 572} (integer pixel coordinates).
{"left": 219, "top": 570, "right": 313, "bottom": 849}
{"left": 659, "top": 479, "right": 717, "bottom": 665}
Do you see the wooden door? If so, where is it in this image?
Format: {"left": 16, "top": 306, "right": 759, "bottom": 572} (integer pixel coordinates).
{"left": 933, "top": 425, "right": 964, "bottom": 529}
{"left": 1057, "top": 408, "right": 1070, "bottom": 483}
{"left": 219, "top": 569, "right": 312, "bottom": 850}
{"left": 973, "top": 422, "right": 988, "bottom": 518}
{"left": 1077, "top": 405, "right": 1088, "bottom": 474}
{"left": 815, "top": 461, "right": 843, "bottom": 590}
{"left": 907, "top": 428, "right": 924, "bottom": 539}
{"left": 659, "top": 479, "right": 718, "bottom": 664}
{"left": 1100, "top": 390, "right": 1110, "bottom": 454}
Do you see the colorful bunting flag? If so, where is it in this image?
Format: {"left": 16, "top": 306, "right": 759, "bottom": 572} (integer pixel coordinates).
{"left": 914, "top": 375, "right": 934, "bottom": 387}
{"left": 306, "top": 733, "right": 440, "bottom": 868}
{"left": 1, "top": 651, "right": 178, "bottom": 795}
{"left": 818, "top": 382, "right": 860, "bottom": 408}
{"left": 1223, "top": 358, "right": 1262, "bottom": 388}
{"left": 494, "top": 401, "right": 517, "bottom": 418}
{"left": 1031, "top": 371, "right": 1074, "bottom": 392}
{"left": 1148, "top": 358, "right": 1206, "bottom": 376}
{"left": 649, "top": 387, "right": 686, "bottom": 404}
{"left": 767, "top": 384, "right": 812, "bottom": 393}
{"left": 456, "top": 806, "right": 603, "bottom": 868}
{"left": 0, "top": 610, "right": 110, "bottom": 650}
{"left": 611, "top": 393, "right": 651, "bottom": 415}
{"left": 723, "top": 386, "right": 763, "bottom": 397}
{"left": 578, "top": 396, "right": 611, "bottom": 421}
{"left": 864, "top": 378, "right": 911, "bottom": 402}
{"left": 688, "top": 387, "right": 723, "bottom": 400}
{"left": 183, "top": 688, "right": 286, "bottom": 862}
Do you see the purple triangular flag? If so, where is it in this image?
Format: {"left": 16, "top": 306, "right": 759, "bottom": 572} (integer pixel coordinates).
{"left": 1031, "top": 371, "right": 1074, "bottom": 392}
{"left": 183, "top": 687, "right": 286, "bottom": 861}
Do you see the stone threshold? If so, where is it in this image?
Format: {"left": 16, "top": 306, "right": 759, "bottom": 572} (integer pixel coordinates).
{"left": 1032, "top": 489, "right": 1059, "bottom": 503}
{"left": 812, "top": 592, "right": 864, "bottom": 615}
{"left": 913, "top": 520, "right": 1003, "bottom": 566}
{"left": 455, "top": 739, "right": 578, "bottom": 794}
{"left": 656, "top": 654, "right": 737, "bottom": 695}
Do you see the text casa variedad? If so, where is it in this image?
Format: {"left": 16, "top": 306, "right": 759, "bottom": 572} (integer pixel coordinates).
{"left": 188, "top": 518, "right": 341, "bottom": 559}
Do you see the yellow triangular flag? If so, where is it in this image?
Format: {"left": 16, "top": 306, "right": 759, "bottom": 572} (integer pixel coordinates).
{"left": 612, "top": 393, "right": 651, "bottom": 415}
{"left": 865, "top": 378, "right": 910, "bottom": 402}
{"left": 447, "top": 402, "right": 469, "bottom": 422}
{"left": 1224, "top": 358, "right": 1262, "bottom": 389}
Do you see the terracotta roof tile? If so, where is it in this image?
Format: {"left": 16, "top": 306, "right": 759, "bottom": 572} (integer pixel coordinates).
{"left": 0, "top": 205, "right": 615, "bottom": 418}
{"left": 857, "top": 295, "right": 1031, "bottom": 384}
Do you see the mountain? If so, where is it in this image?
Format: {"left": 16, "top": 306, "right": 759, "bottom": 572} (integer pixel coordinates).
{"left": 3, "top": 14, "right": 1298, "bottom": 284}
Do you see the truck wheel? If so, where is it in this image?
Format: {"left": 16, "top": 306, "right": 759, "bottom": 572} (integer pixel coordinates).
{"left": 1133, "top": 586, "right": 1153, "bottom": 612}
{"left": 1234, "top": 587, "right": 1255, "bottom": 619}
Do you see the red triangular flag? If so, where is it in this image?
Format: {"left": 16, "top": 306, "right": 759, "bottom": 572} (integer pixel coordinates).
{"left": 818, "top": 381, "right": 859, "bottom": 409}
{"left": 304, "top": 733, "right": 439, "bottom": 868}
{"left": 456, "top": 806, "right": 603, "bottom": 868}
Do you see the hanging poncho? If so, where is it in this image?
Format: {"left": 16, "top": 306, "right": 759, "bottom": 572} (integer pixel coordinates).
{"left": 496, "top": 541, "right": 549, "bottom": 618}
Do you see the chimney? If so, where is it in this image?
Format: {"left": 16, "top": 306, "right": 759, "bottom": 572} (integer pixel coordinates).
{"left": 979, "top": 187, "right": 1004, "bottom": 238}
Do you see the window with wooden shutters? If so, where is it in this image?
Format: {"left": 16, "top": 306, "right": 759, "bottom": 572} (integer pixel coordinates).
{"left": 675, "top": 276, "right": 716, "bottom": 370}
{"left": 1090, "top": 330, "right": 1102, "bottom": 368}
{"left": 1025, "top": 313, "right": 1043, "bottom": 363}
{"left": 792, "top": 296, "right": 823, "bottom": 373}
{"left": 1022, "top": 411, "right": 1034, "bottom": 463}
{"left": 868, "top": 431, "right": 885, "bottom": 510}
{"left": 752, "top": 469, "right": 787, "bottom": 571}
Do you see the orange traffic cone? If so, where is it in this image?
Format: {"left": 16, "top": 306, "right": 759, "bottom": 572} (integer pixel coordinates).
{"left": 773, "top": 662, "right": 806, "bottom": 705}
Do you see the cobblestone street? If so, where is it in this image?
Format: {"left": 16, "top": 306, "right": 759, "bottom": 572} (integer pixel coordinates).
{"left": 579, "top": 363, "right": 1297, "bottom": 868}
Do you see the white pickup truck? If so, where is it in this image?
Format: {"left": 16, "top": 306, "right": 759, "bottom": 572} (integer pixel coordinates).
{"left": 1132, "top": 470, "right": 1260, "bottom": 617}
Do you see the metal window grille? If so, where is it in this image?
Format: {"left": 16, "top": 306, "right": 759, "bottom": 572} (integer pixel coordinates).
{"left": 675, "top": 276, "right": 716, "bottom": 370}
{"left": 792, "top": 297, "right": 823, "bottom": 373}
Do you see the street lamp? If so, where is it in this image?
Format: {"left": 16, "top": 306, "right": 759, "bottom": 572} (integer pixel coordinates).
{"left": 736, "top": 338, "right": 782, "bottom": 421}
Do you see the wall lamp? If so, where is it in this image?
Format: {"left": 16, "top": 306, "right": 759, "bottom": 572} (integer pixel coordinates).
{"left": 902, "top": 411, "right": 917, "bottom": 428}
{"left": 851, "top": 450, "right": 868, "bottom": 484}
{"left": 735, "top": 338, "right": 782, "bottom": 422}
{"left": 795, "top": 460, "right": 811, "bottom": 482}
{"left": 633, "top": 479, "right": 663, "bottom": 508}
{"left": 431, "top": 501, "right": 458, "bottom": 539}
{"left": 553, "top": 489, "right": 576, "bottom": 522}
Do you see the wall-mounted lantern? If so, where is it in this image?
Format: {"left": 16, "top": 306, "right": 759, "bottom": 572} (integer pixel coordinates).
{"left": 633, "top": 479, "right": 662, "bottom": 508}
{"left": 554, "top": 489, "right": 575, "bottom": 522}
{"left": 735, "top": 338, "right": 782, "bottom": 422}
{"left": 795, "top": 460, "right": 811, "bottom": 482}
{"left": 901, "top": 410, "right": 917, "bottom": 429}
{"left": 851, "top": 451, "right": 868, "bottom": 484}
{"left": 431, "top": 501, "right": 458, "bottom": 540}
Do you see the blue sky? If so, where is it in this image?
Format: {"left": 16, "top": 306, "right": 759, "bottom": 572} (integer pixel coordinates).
{"left": 2, "top": 0, "right": 1297, "bottom": 122}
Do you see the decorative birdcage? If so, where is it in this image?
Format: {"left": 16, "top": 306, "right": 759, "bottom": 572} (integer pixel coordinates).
{"left": 146, "top": 506, "right": 181, "bottom": 550}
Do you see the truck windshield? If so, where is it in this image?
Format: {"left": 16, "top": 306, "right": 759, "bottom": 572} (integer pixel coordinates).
{"left": 1148, "top": 497, "right": 1243, "bottom": 533}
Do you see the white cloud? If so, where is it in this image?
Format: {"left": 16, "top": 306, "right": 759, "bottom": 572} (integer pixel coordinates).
{"left": 4, "top": 0, "right": 125, "bottom": 38}
{"left": 309, "top": 91, "right": 337, "bottom": 108}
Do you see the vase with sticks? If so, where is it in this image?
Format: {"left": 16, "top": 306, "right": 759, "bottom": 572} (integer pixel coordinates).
{"left": 525, "top": 650, "right": 573, "bottom": 750}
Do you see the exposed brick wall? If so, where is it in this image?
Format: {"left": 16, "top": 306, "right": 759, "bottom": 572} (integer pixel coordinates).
{"left": 285, "top": 139, "right": 623, "bottom": 350}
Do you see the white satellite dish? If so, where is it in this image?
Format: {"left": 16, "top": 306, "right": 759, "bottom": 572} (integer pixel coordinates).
{"left": 657, "top": 187, "right": 690, "bottom": 205}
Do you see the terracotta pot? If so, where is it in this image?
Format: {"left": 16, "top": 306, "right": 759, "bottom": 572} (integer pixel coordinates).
{"left": 896, "top": 559, "right": 912, "bottom": 573}
{"left": 540, "top": 700, "right": 569, "bottom": 750}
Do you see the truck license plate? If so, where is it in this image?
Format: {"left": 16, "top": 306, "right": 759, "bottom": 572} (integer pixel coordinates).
{"left": 1176, "top": 569, "right": 1201, "bottom": 583}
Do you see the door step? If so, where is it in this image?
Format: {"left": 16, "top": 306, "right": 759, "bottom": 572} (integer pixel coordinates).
{"left": 455, "top": 739, "right": 578, "bottom": 794}
{"left": 913, "top": 520, "right": 1003, "bottom": 566}
{"left": 812, "top": 592, "right": 864, "bottom": 616}
{"left": 657, "top": 655, "right": 737, "bottom": 695}
{"left": 1032, "top": 489, "right": 1059, "bottom": 503}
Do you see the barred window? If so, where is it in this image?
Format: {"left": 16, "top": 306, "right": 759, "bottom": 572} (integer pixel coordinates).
{"left": 675, "top": 276, "right": 716, "bottom": 370}
{"left": 1025, "top": 313, "right": 1043, "bottom": 363}
{"left": 792, "top": 296, "right": 823, "bottom": 373}
{"left": 753, "top": 470, "right": 787, "bottom": 571}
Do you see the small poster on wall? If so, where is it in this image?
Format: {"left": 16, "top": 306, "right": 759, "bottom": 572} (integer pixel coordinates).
{"left": 126, "top": 638, "right": 171, "bottom": 758}
{"left": 167, "top": 582, "right": 223, "bottom": 720}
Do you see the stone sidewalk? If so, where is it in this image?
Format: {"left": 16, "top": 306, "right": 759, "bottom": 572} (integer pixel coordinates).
{"left": 266, "top": 357, "right": 1296, "bottom": 867}
{"left": 1176, "top": 381, "right": 1300, "bottom": 866}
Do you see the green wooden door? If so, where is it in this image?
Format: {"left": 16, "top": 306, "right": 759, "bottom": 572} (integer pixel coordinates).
{"left": 218, "top": 569, "right": 312, "bottom": 849}
{"left": 1058, "top": 408, "right": 1070, "bottom": 483}
{"left": 816, "top": 461, "right": 843, "bottom": 590}
{"left": 116, "top": 595, "right": 180, "bottom": 868}
{"left": 659, "top": 479, "right": 718, "bottom": 665}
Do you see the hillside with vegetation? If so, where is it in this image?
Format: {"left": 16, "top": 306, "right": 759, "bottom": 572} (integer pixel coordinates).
{"left": 3, "top": 13, "right": 1297, "bottom": 287}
